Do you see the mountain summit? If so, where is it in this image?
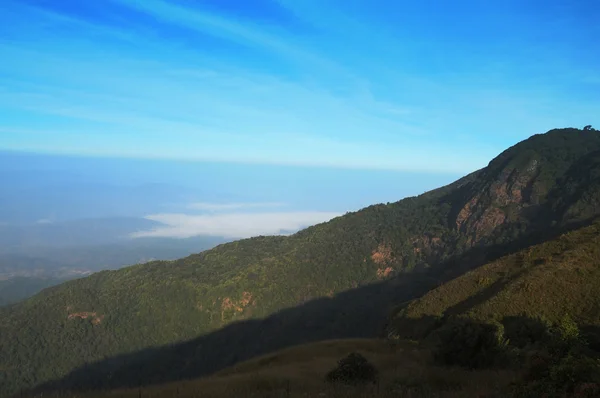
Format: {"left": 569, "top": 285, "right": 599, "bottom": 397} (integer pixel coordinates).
{"left": 2, "top": 127, "right": 600, "bottom": 396}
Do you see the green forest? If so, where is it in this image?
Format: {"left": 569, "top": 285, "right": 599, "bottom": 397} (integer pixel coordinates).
{"left": 2, "top": 128, "right": 600, "bottom": 397}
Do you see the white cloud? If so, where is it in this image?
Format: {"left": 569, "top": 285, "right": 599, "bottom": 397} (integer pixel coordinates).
{"left": 130, "top": 211, "right": 341, "bottom": 239}
{"left": 187, "top": 202, "right": 286, "bottom": 212}
{"left": 110, "top": 0, "right": 343, "bottom": 74}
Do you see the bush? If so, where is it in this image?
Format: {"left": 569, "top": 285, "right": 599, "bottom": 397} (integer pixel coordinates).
{"left": 325, "top": 352, "right": 378, "bottom": 385}
{"left": 433, "top": 317, "right": 508, "bottom": 369}
{"left": 503, "top": 315, "right": 552, "bottom": 349}
{"left": 554, "top": 314, "right": 580, "bottom": 342}
{"left": 545, "top": 314, "right": 585, "bottom": 357}
{"left": 513, "top": 316, "right": 600, "bottom": 397}
{"left": 549, "top": 354, "right": 600, "bottom": 392}
{"left": 515, "top": 354, "right": 600, "bottom": 397}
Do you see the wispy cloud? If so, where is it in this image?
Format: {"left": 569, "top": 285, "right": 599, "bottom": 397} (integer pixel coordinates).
{"left": 1, "top": 0, "right": 598, "bottom": 175}
{"left": 131, "top": 211, "right": 341, "bottom": 239}
{"left": 111, "top": 0, "right": 304, "bottom": 57}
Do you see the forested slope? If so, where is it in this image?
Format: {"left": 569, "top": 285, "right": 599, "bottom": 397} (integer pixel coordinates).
{"left": 2, "top": 127, "right": 600, "bottom": 397}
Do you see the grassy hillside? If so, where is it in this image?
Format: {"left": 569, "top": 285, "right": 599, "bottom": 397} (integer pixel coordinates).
{"left": 2, "top": 128, "right": 600, "bottom": 397}
{"left": 388, "top": 219, "right": 600, "bottom": 340}
{"left": 32, "top": 339, "right": 518, "bottom": 398}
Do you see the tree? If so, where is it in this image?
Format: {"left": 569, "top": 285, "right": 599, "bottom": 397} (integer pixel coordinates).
{"left": 584, "top": 125, "right": 593, "bottom": 131}
{"left": 433, "top": 317, "right": 509, "bottom": 369}
{"left": 325, "top": 352, "right": 378, "bottom": 385}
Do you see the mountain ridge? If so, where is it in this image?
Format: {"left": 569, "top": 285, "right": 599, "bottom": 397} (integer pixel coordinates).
{"left": 2, "top": 127, "right": 600, "bottom": 397}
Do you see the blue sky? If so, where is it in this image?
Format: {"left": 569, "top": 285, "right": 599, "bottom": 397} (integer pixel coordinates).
{"left": 0, "top": 0, "right": 599, "bottom": 238}
{"left": 1, "top": 0, "right": 598, "bottom": 174}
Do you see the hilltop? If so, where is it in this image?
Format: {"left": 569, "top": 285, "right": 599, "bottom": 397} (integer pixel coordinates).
{"left": 2, "top": 127, "right": 600, "bottom": 397}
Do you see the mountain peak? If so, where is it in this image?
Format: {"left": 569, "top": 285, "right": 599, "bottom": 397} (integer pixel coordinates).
{"left": 445, "top": 127, "right": 600, "bottom": 246}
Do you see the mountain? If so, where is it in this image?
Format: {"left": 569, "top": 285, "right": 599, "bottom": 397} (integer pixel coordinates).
{"left": 2, "top": 127, "right": 600, "bottom": 397}
{"left": 387, "top": 219, "right": 600, "bottom": 341}
{"left": 26, "top": 220, "right": 600, "bottom": 398}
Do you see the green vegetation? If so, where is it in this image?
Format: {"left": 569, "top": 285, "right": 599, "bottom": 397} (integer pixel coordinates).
{"left": 24, "top": 339, "right": 519, "bottom": 397}
{"left": 511, "top": 316, "right": 600, "bottom": 397}
{"left": 432, "top": 317, "right": 509, "bottom": 369}
{"left": 325, "top": 352, "right": 379, "bottom": 385}
{"left": 3, "top": 128, "right": 600, "bottom": 397}
{"left": 388, "top": 220, "right": 600, "bottom": 333}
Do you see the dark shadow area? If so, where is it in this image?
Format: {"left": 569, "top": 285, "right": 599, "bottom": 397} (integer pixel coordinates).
{"left": 581, "top": 325, "right": 600, "bottom": 354}
{"left": 33, "top": 273, "right": 434, "bottom": 394}
{"left": 31, "top": 218, "right": 596, "bottom": 395}
{"left": 502, "top": 315, "right": 552, "bottom": 349}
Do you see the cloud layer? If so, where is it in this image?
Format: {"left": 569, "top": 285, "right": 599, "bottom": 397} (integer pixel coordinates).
{"left": 131, "top": 211, "right": 341, "bottom": 239}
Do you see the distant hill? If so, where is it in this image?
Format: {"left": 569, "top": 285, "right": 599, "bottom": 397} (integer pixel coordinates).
{"left": 0, "top": 236, "right": 228, "bottom": 308}
{"left": 0, "top": 217, "right": 162, "bottom": 248}
{"left": 2, "top": 127, "right": 600, "bottom": 397}
{"left": 0, "top": 235, "right": 228, "bottom": 279}
{"left": 0, "top": 277, "right": 66, "bottom": 307}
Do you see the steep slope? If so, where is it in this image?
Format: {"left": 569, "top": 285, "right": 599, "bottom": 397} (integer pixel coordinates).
{"left": 35, "top": 220, "right": 600, "bottom": 398}
{"left": 2, "top": 127, "right": 600, "bottom": 397}
{"left": 387, "top": 219, "right": 600, "bottom": 340}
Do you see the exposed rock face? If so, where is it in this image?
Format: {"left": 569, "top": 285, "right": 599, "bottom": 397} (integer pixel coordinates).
{"left": 411, "top": 236, "right": 443, "bottom": 254}
{"left": 454, "top": 155, "right": 542, "bottom": 246}
{"left": 68, "top": 312, "right": 104, "bottom": 325}
{"left": 365, "top": 130, "right": 600, "bottom": 273}
{"left": 371, "top": 244, "right": 394, "bottom": 266}
{"left": 376, "top": 267, "right": 394, "bottom": 279}
{"left": 220, "top": 292, "right": 254, "bottom": 321}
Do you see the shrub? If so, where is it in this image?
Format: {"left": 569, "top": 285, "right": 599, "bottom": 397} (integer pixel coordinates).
{"left": 513, "top": 316, "right": 600, "bottom": 397}
{"left": 433, "top": 317, "right": 508, "bottom": 369}
{"left": 325, "top": 352, "right": 378, "bottom": 385}
{"left": 554, "top": 314, "right": 580, "bottom": 343}
{"left": 549, "top": 354, "right": 600, "bottom": 392}
{"left": 545, "top": 314, "right": 585, "bottom": 357}
{"left": 502, "top": 315, "right": 552, "bottom": 349}
{"left": 515, "top": 354, "right": 600, "bottom": 397}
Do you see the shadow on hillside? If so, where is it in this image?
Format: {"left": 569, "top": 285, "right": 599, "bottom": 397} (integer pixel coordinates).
{"left": 443, "top": 261, "right": 533, "bottom": 318}
{"left": 34, "top": 219, "right": 596, "bottom": 394}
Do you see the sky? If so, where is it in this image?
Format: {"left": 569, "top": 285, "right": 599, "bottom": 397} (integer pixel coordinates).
{"left": 1, "top": 0, "right": 599, "bottom": 238}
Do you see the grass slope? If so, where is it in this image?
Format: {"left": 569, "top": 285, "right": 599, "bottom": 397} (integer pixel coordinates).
{"left": 48, "top": 339, "right": 517, "bottom": 398}
{"left": 389, "top": 220, "right": 600, "bottom": 339}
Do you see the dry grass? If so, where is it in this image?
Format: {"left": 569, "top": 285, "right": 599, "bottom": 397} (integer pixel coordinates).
{"left": 53, "top": 339, "right": 516, "bottom": 398}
